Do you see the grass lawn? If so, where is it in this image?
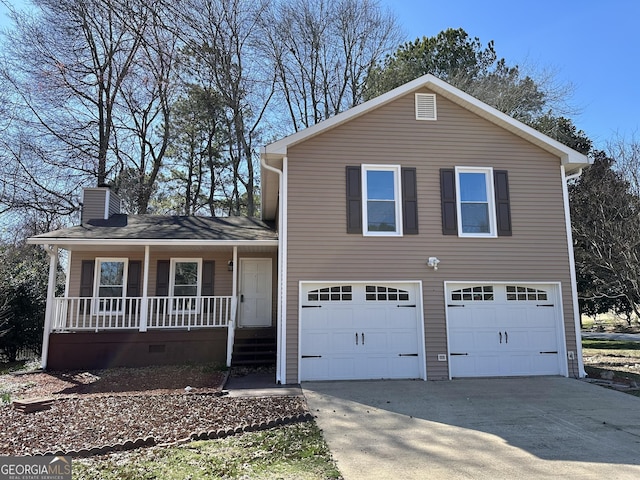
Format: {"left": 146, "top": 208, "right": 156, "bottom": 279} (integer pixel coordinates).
{"left": 73, "top": 422, "right": 342, "bottom": 480}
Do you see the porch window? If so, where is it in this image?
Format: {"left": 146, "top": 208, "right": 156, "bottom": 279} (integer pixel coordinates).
{"left": 95, "top": 258, "right": 128, "bottom": 313}
{"left": 170, "top": 259, "right": 202, "bottom": 311}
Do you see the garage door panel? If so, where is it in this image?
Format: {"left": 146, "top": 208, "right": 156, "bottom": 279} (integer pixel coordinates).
{"left": 534, "top": 353, "right": 561, "bottom": 374}
{"left": 389, "top": 331, "right": 419, "bottom": 354}
{"left": 501, "top": 329, "right": 529, "bottom": 350}
{"left": 392, "top": 307, "right": 419, "bottom": 328}
{"left": 449, "top": 330, "right": 475, "bottom": 353}
{"left": 329, "top": 356, "right": 357, "bottom": 379}
{"left": 529, "top": 329, "right": 558, "bottom": 352}
{"left": 525, "top": 307, "right": 557, "bottom": 327}
{"left": 447, "top": 283, "right": 562, "bottom": 378}
{"left": 301, "top": 282, "right": 423, "bottom": 381}
{"left": 362, "top": 331, "right": 388, "bottom": 352}
{"left": 390, "top": 356, "right": 420, "bottom": 378}
{"left": 356, "top": 307, "right": 387, "bottom": 328}
{"left": 301, "top": 357, "right": 329, "bottom": 381}
{"left": 300, "top": 331, "right": 330, "bottom": 355}
{"left": 332, "top": 331, "right": 359, "bottom": 353}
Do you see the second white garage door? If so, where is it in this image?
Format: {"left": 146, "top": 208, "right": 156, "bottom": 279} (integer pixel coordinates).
{"left": 446, "top": 283, "right": 565, "bottom": 378}
{"left": 300, "top": 282, "right": 425, "bottom": 381}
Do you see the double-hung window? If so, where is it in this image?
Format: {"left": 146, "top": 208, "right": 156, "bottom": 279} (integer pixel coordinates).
{"left": 362, "top": 165, "right": 403, "bottom": 236}
{"left": 170, "top": 259, "right": 202, "bottom": 311}
{"left": 455, "top": 167, "right": 497, "bottom": 237}
{"left": 95, "top": 258, "right": 128, "bottom": 313}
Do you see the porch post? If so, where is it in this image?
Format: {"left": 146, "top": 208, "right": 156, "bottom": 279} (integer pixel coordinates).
{"left": 139, "top": 245, "right": 150, "bottom": 332}
{"left": 226, "top": 246, "right": 238, "bottom": 367}
{"left": 41, "top": 245, "right": 58, "bottom": 370}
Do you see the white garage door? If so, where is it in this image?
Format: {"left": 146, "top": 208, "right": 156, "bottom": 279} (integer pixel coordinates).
{"left": 447, "top": 283, "right": 564, "bottom": 377}
{"left": 300, "top": 282, "right": 424, "bottom": 381}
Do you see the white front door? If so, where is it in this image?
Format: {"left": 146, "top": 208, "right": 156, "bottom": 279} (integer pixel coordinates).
{"left": 238, "top": 258, "right": 272, "bottom": 327}
{"left": 446, "top": 283, "right": 564, "bottom": 377}
{"left": 300, "top": 282, "right": 425, "bottom": 381}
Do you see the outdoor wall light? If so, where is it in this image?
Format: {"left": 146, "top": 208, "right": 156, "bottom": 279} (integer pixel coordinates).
{"left": 427, "top": 257, "right": 440, "bottom": 270}
{"left": 227, "top": 260, "right": 234, "bottom": 272}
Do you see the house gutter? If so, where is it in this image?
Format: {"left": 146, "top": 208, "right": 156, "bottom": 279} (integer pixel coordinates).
{"left": 261, "top": 156, "right": 287, "bottom": 385}
{"left": 561, "top": 165, "right": 586, "bottom": 377}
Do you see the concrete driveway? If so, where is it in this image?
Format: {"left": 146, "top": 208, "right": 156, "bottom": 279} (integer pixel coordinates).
{"left": 303, "top": 377, "right": 640, "bottom": 479}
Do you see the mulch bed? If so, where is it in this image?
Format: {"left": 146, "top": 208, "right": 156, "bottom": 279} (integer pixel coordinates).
{"left": 0, "top": 365, "right": 309, "bottom": 457}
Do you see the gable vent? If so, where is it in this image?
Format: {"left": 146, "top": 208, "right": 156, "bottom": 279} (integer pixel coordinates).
{"left": 415, "top": 93, "right": 437, "bottom": 121}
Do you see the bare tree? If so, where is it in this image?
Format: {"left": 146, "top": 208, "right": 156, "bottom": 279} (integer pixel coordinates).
{"left": 263, "top": 0, "right": 401, "bottom": 131}
{"left": 1, "top": 0, "right": 147, "bottom": 185}
{"left": 113, "top": 4, "right": 181, "bottom": 213}
{"left": 176, "top": 0, "right": 275, "bottom": 217}
{"left": 608, "top": 134, "right": 640, "bottom": 197}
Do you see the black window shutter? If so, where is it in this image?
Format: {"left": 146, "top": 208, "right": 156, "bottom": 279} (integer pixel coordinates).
{"left": 401, "top": 167, "right": 418, "bottom": 234}
{"left": 440, "top": 169, "right": 458, "bottom": 235}
{"left": 202, "top": 260, "right": 215, "bottom": 296}
{"left": 494, "top": 170, "right": 512, "bottom": 236}
{"left": 127, "top": 261, "right": 142, "bottom": 297}
{"left": 80, "top": 260, "right": 95, "bottom": 297}
{"left": 346, "top": 166, "right": 362, "bottom": 234}
{"left": 156, "top": 260, "right": 170, "bottom": 296}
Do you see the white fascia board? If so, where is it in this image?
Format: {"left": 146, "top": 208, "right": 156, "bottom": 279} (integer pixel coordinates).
{"left": 26, "top": 237, "right": 279, "bottom": 247}
{"left": 261, "top": 74, "right": 591, "bottom": 173}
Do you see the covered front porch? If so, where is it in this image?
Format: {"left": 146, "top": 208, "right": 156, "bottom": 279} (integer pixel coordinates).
{"left": 28, "top": 214, "right": 279, "bottom": 371}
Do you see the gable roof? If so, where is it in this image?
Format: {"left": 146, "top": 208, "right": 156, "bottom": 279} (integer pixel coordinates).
{"left": 27, "top": 215, "right": 278, "bottom": 248}
{"left": 260, "top": 74, "right": 591, "bottom": 220}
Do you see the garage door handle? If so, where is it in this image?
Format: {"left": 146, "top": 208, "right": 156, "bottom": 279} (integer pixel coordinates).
{"left": 537, "top": 304, "right": 554, "bottom": 307}
{"left": 499, "top": 332, "right": 502, "bottom": 344}
{"left": 301, "top": 355, "right": 322, "bottom": 358}
{"left": 450, "top": 353, "right": 468, "bottom": 356}
{"left": 397, "top": 305, "right": 416, "bottom": 308}
{"left": 355, "top": 332, "right": 358, "bottom": 345}
{"left": 447, "top": 304, "right": 465, "bottom": 307}
{"left": 362, "top": 332, "right": 365, "bottom": 345}
{"left": 399, "top": 353, "right": 418, "bottom": 357}
{"left": 301, "top": 305, "right": 322, "bottom": 308}
{"left": 505, "top": 331, "right": 508, "bottom": 344}
{"left": 540, "top": 351, "right": 558, "bottom": 354}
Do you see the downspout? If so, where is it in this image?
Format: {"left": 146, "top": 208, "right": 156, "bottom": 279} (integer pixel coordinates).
{"left": 562, "top": 165, "right": 586, "bottom": 377}
{"left": 41, "top": 245, "right": 58, "bottom": 370}
{"left": 261, "top": 155, "right": 286, "bottom": 385}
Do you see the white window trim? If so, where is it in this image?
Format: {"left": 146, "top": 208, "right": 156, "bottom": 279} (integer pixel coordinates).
{"left": 455, "top": 166, "right": 497, "bottom": 238}
{"left": 169, "top": 258, "right": 202, "bottom": 311}
{"left": 94, "top": 257, "right": 129, "bottom": 314}
{"left": 361, "top": 164, "right": 403, "bottom": 237}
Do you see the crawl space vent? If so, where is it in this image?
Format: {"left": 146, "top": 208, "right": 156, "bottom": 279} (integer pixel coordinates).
{"left": 415, "top": 93, "right": 437, "bottom": 120}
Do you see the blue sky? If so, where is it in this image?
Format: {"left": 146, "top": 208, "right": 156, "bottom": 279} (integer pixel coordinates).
{"left": 382, "top": 0, "right": 640, "bottom": 149}
{"left": 1, "top": 1, "right": 637, "bottom": 150}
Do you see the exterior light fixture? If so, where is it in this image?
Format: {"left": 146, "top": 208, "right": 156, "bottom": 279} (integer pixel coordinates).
{"left": 427, "top": 257, "right": 440, "bottom": 270}
{"left": 227, "top": 260, "right": 234, "bottom": 272}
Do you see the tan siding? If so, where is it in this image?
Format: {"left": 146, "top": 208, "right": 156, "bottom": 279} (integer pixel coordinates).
{"left": 285, "top": 88, "right": 577, "bottom": 383}
{"left": 81, "top": 190, "right": 107, "bottom": 223}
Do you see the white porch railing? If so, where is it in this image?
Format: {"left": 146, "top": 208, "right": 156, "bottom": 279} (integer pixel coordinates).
{"left": 51, "top": 296, "right": 233, "bottom": 332}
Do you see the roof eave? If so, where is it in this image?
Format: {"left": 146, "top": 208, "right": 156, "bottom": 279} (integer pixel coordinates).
{"left": 261, "top": 73, "right": 591, "bottom": 170}
{"left": 26, "top": 237, "right": 279, "bottom": 247}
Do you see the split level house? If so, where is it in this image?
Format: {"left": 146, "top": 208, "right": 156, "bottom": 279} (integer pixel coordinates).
{"left": 29, "top": 74, "right": 591, "bottom": 384}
